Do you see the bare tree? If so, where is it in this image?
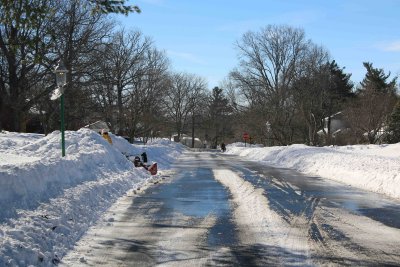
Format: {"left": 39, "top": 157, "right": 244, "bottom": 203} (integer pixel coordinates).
{"left": 92, "top": 29, "right": 152, "bottom": 133}
{"left": 345, "top": 90, "right": 396, "bottom": 144}
{"left": 345, "top": 63, "right": 397, "bottom": 144}
{"left": 125, "top": 48, "right": 170, "bottom": 141}
{"left": 41, "top": 0, "right": 116, "bottom": 131}
{"left": 230, "top": 25, "right": 312, "bottom": 145}
{"left": 0, "top": 0, "right": 54, "bottom": 131}
{"left": 292, "top": 45, "right": 330, "bottom": 145}
{"left": 163, "top": 73, "right": 207, "bottom": 141}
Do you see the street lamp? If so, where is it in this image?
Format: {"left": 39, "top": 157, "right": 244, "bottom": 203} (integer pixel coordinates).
{"left": 53, "top": 60, "right": 68, "bottom": 157}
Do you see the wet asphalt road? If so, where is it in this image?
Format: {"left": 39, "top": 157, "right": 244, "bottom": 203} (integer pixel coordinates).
{"left": 62, "top": 151, "right": 400, "bottom": 266}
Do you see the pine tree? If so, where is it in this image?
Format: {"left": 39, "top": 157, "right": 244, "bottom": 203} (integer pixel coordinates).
{"left": 207, "top": 87, "right": 232, "bottom": 147}
{"left": 359, "top": 62, "right": 397, "bottom": 94}
{"left": 90, "top": 0, "right": 141, "bottom": 15}
{"left": 324, "top": 60, "right": 354, "bottom": 140}
{"left": 386, "top": 100, "right": 400, "bottom": 143}
{"left": 328, "top": 60, "right": 354, "bottom": 102}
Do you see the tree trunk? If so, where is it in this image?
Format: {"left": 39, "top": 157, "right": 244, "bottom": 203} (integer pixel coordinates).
{"left": 327, "top": 116, "right": 332, "bottom": 145}
{"left": 19, "top": 111, "right": 27, "bottom": 132}
{"left": 117, "top": 83, "right": 123, "bottom": 135}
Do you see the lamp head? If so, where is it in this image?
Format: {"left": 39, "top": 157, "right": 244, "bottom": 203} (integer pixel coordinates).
{"left": 54, "top": 60, "right": 68, "bottom": 87}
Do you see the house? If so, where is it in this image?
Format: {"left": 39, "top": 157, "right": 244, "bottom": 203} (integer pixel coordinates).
{"left": 180, "top": 137, "right": 204, "bottom": 148}
{"left": 318, "top": 112, "right": 348, "bottom": 136}
{"left": 171, "top": 133, "right": 204, "bottom": 148}
{"left": 317, "top": 112, "right": 350, "bottom": 144}
{"left": 317, "top": 112, "right": 390, "bottom": 144}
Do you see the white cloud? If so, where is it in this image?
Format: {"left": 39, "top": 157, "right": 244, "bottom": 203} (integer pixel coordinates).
{"left": 378, "top": 41, "right": 400, "bottom": 52}
{"left": 167, "top": 50, "right": 207, "bottom": 65}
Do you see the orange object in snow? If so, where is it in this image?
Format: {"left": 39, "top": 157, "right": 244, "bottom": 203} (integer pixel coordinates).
{"left": 148, "top": 162, "right": 157, "bottom": 175}
{"left": 101, "top": 129, "right": 112, "bottom": 144}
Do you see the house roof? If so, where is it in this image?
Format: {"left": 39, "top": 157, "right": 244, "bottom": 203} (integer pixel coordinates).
{"left": 324, "top": 111, "right": 343, "bottom": 121}
{"left": 84, "top": 120, "right": 110, "bottom": 133}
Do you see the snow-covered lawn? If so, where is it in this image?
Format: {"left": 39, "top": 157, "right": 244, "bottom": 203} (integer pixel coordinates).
{"left": 226, "top": 142, "right": 400, "bottom": 200}
{"left": 0, "top": 129, "right": 184, "bottom": 266}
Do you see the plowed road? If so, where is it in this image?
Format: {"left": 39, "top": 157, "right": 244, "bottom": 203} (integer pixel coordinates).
{"left": 62, "top": 151, "right": 400, "bottom": 266}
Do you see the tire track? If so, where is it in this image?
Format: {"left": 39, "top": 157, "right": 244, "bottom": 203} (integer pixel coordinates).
{"left": 212, "top": 168, "right": 313, "bottom": 266}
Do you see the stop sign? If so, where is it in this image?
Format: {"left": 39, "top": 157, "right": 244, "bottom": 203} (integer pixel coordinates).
{"left": 243, "top": 132, "right": 249, "bottom": 140}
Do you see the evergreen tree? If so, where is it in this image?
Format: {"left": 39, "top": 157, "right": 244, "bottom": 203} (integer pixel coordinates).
{"left": 323, "top": 60, "right": 354, "bottom": 142}
{"left": 90, "top": 0, "right": 141, "bottom": 15}
{"left": 359, "top": 62, "right": 397, "bottom": 94}
{"left": 327, "top": 60, "right": 354, "bottom": 102}
{"left": 386, "top": 100, "right": 400, "bottom": 143}
{"left": 207, "top": 87, "right": 232, "bottom": 147}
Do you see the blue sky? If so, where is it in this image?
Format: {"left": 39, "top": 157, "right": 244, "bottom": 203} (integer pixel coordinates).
{"left": 117, "top": 0, "right": 400, "bottom": 88}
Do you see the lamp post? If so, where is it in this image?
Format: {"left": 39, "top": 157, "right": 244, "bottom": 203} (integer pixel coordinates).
{"left": 53, "top": 61, "right": 68, "bottom": 157}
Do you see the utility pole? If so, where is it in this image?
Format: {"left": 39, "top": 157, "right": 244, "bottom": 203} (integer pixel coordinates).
{"left": 191, "top": 97, "right": 195, "bottom": 148}
{"left": 192, "top": 113, "right": 195, "bottom": 148}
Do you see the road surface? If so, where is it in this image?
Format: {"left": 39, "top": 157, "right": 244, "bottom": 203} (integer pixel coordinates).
{"left": 62, "top": 151, "right": 400, "bottom": 266}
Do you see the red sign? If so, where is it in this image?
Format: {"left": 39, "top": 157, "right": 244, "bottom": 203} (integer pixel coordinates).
{"left": 243, "top": 132, "right": 250, "bottom": 140}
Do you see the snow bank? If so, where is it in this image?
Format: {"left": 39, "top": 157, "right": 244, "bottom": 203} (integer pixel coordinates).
{"left": 226, "top": 143, "right": 400, "bottom": 200}
{"left": 0, "top": 129, "right": 133, "bottom": 220}
{"left": 0, "top": 129, "right": 185, "bottom": 266}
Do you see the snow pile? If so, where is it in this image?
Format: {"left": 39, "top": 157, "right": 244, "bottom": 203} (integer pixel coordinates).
{"left": 112, "top": 136, "right": 184, "bottom": 169}
{"left": 0, "top": 131, "right": 43, "bottom": 151}
{"left": 226, "top": 143, "right": 400, "bottom": 199}
{"left": 213, "top": 169, "right": 311, "bottom": 265}
{"left": 227, "top": 142, "right": 263, "bottom": 148}
{"left": 0, "top": 129, "right": 185, "bottom": 266}
{"left": 145, "top": 138, "right": 185, "bottom": 167}
{"left": 0, "top": 129, "right": 133, "bottom": 220}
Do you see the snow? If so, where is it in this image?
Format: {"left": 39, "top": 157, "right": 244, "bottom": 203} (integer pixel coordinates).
{"left": 1, "top": 128, "right": 400, "bottom": 266}
{"left": 0, "top": 129, "right": 185, "bottom": 266}
{"left": 213, "top": 169, "right": 312, "bottom": 265}
{"left": 226, "top": 142, "right": 400, "bottom": 200}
